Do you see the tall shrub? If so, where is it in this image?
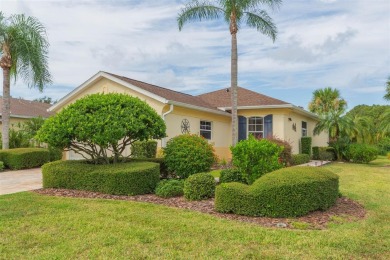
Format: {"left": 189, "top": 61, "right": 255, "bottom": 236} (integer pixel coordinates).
{"left": 231, "top": 135, "right": 283, "bottom": 184}
{"left": 164, "top": 134, "right": 216, "bottom": 179}
{"left": 301, "top": 137, "right": 312, "bottom": 156}
{"left": 36, "top": 93, "right": 166, "bottom": 164}
{"left": 266, "top": 136, "right": 292, "bottom": 166}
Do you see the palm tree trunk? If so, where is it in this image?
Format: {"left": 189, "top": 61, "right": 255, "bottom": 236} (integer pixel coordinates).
{"left": 2, "top": 67, "right": 10, "bottom": 149}
{"left": 231, "top": 32, "right": 238, "bottom": 146}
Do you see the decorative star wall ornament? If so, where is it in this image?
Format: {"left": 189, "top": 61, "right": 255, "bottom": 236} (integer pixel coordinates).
{"left": 181, "top": 119, "right": 190, "bottom": 134}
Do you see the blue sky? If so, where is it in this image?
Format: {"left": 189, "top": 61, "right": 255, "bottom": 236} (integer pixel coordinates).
{"left": 1, "top": 0, "right": 389, "bottom": 110}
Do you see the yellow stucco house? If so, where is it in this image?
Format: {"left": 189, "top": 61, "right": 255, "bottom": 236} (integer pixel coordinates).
{"left": 0, "top": 97, "right": 53, "bottom": 129}
{"left": 49, "top": 71, "right": 328, "bottom": 160}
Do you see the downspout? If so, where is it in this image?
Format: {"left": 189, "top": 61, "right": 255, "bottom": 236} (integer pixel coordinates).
{"left": 161, "top": 103, "right": 174, "bottom": 147}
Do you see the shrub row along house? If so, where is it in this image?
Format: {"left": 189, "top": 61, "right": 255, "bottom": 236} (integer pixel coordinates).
{"left": 49, "top": 71, "right": 328, "bottom": 160}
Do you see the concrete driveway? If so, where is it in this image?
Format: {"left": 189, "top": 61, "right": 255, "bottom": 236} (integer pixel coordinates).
{"left": 0, "top": 168, "right": 42, "bottom": 195}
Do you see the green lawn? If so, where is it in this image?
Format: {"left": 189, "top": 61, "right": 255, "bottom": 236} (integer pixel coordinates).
{"left": 0, "top": 157, "right": 389, "bottom": 259}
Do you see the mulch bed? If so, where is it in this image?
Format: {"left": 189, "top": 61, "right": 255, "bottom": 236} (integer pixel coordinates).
{"left": 33, "top": 188, "right": 366, "bottom": 230}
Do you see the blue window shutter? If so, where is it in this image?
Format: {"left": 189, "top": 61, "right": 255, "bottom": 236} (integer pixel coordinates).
{"left": 264, "top": 114, "right": 273, "bottom": 138}
{"left": 238, "top": 116, "right": 247, "bottom": 141}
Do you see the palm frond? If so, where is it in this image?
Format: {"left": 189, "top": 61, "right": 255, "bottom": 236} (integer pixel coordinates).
{"left": 7, "top": 14, "right": 51, "bottom": 90}
{"left": 178, "top": 0, "right": 224, "bottom": 30}
{"left": 239, "top": 0, "right": 282, "bottom": 11}
{"left": 245, "top": 10, "right": 277, "bottom": 41}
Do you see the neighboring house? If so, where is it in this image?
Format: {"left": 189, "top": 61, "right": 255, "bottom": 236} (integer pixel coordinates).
{"left": 49, "top": 71, "right": 328, "bottom": 160}
{"left": 0, "top": 97, "right": 53, "bottom": 129}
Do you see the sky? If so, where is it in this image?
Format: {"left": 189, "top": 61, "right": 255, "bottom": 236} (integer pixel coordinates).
{"left": 1, "top": 0, "right": 389, "bottom": 110}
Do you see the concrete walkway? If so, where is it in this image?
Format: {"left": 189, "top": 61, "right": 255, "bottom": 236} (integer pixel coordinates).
{"left": 0, "top": 168, "right": 42, "bottom": 195}
{"left": 298, "top": 160, "right": 331, "bottom": 167}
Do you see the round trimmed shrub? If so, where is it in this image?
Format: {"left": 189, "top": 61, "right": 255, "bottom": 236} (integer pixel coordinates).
{"left": 291, "top": 153, "right": 310, "bottom": 165}
{"left": 215, "top": 167, "right": 339, "bottom": 217}
{"left": 42, "top": 160, "right": 160, "bottom": 195}
{"left": 155, "top": 179, "right": 184, "bottom": 198}
{"left": 184, "top": 172, "right": 215, "bottom": 201}
{"left": 346, "top": 143, "right": 378, "bottom": 163}
{"left": 319, "top": 151, "right": 334, "bottom": 161}
{"left": 164, "top": 134, "right": 216, "bottom": 179}
{"left": 219, "top": 168, "right": 246, "bottom": 184}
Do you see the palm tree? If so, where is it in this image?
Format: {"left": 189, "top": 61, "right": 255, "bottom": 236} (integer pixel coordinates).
{"left": 313, "top": 111, "right": 355, "bottom": 143}
{"left": 177, "top": 0, "right": 280, "bottom": 146}
{"left": 308, "top": 87, "right": 347, "bottom": 116}
{"left": 384, "top": 76, "right": 390, "bottom": 101}
{"left": 0, "top": 12, "right": 51, "bottom": 149}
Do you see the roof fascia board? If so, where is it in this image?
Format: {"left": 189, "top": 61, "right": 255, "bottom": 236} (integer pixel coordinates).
{"left": 169, "top": 101, "right": 231, "bottom": 117}
{"left": 49, "top": 71, "right": 168, "bottom": 112}
{"left": 218, "top": 104, "right": 293, "bottom": 110}
{"left": 218, "top": 104, "right": 319, "bottom": 120}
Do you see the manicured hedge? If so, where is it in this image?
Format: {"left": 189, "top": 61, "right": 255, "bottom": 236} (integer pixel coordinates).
{"left": 131, "top": 140, "right": 158, "bottom": 158}
{"left": 301, "top": 137, "right": 312, "bottom": 156}
{"left": 131, "top": 158, "right": 169, "bottom": 178}
{"left": 312, "top": 146, "right": 320, "bottom": 160}
{"left": 215, "top": 167, "right": 339, "bottom": 217}
{"left": 42, "top": 160, "right": 160, "bottom": 195}
{"left": 291, "top": 153, "right": 311, "bottom": 165}
{"left": 184, "top": 172, "right": 216, "bottom": 201}
{"left": 0, "top": 148, "right": 50, "bottom": 170}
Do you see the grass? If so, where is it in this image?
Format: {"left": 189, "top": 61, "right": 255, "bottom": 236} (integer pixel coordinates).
{"left": 0, "top": 157, "right": 389, "bottom": 259}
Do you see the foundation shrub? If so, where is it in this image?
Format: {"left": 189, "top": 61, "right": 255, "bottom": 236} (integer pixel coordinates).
{"left": 266, "top": 136, "right": 292, "bottom": 166}
{"left": 0, "top": 148, "right": 50, "bottom": 170}
{"left": 183, "top": 172, "right": 215, "bottom": 201}
{"left": 301, "top": 137, "right": 312, "bottom": 156}
{"left": 42, "top": 160, "right": 160, "bottom": 195}
{"left": 291, "top": 154, "right": 310, "bottom": 165}
{"left": 164, "top": 134, "right": 216, "bottom": 179}
{"left": 231, "top": 135, "right": 283, "bottom": 184}
{"left": 312, "top": 146, "right": 320, "bottom": 160}
{"left": 131, "top": 158, "right": 169, "bottom": 179}
{"left": 215, "top": 167, "right": 339, "bottom": 217}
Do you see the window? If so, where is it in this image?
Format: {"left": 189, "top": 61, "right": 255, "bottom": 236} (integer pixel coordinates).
{"left": 248, "top": 117, "right": 263, "bottom": 138}
{"left": 200, "top": 120, "right": 212, "bottom": 140}
{"left": 302, "top": 121, "right": 307, "bottom": 137}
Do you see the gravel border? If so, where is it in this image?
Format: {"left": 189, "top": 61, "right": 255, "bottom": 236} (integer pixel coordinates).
{"left": 33, "top": 188, "right": 366, "bottom": 229}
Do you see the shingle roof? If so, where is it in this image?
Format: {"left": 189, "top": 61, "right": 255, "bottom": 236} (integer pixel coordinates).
{"left": 0, "top": 97, "right": 53, "bottom": 118}
{"left": 106, "top": 72, "right": 218, "bottom": 110}
{"left": 198, "top": 87, "right": 289, "bottom": 108}
{"left": 107, "top": 72, "right": 289, "bottom": 111}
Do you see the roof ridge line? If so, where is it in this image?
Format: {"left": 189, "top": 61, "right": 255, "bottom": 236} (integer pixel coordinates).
{"left": 104, "top": 71, "right": 197, "bottom": 98}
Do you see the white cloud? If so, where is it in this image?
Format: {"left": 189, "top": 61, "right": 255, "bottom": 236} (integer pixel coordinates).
{"left": 0, "top": 0, "right": 389, "bottom": 108}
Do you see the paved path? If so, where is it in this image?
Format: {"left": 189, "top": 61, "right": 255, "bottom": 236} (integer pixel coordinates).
{"left": 0, "top": 168, "right": 42, "bottom": 195}
{"left": 298, "top": 160, "right": 331, "bottom": 167}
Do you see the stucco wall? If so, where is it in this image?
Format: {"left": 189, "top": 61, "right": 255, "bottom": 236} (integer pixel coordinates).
{"left": 164, "top": 106, "right": 232, "bottom": 160}
{"left": 283, "top": 110, "right": 328, "bottom": 153}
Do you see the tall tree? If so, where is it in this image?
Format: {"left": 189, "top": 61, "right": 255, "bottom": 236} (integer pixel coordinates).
{"left": 0, "top": 12, "right": 51, "bottom": 149}
{"left": 384, "top": 76, "right": 390, "bottom": 101}
{"left": 177, "top": 0, "right": 280, "bottom": 146}
{"left": 308, "top": 87, "right": 347, "bottom": 115}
